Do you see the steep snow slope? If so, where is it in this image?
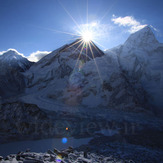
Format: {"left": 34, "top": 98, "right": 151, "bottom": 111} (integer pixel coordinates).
{"left": 106, "top": 26, "right": 163, "bottom": 111}
{"left": 0, "top": 49, "right": 33, "bottom": 98}
{"left": 22, "top": 38, "right": 147, "bottom": 111}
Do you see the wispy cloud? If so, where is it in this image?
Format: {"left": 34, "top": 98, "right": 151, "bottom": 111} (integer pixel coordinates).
{"left": 111, "top": 15, "right": 147, "bottom": 33}
{"left": 27, "top": 51, "right": 51, "bottom": 62}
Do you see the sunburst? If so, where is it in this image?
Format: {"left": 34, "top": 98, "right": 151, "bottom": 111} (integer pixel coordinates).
{"left": 38, "top": 0, "right": 113, "bottom": 82}
{"left": 81, "top": 30, "right": 93, "bottom": 43}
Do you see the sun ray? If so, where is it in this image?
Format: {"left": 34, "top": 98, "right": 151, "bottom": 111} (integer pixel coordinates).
{"left": 58, "top": 0, "right": 81, "bottom": 31}
{"left": 33, "top": 25, "right": 81, "bottom": 38}
{"left": 86, "top": 0, "right": 88, "bottom": 24}
{"left": 59, "top": 39, "right": 83, "bottom": 55}
{"left": 88, "top": 42, "right": 103, "bottom": 83}
{"left": 89, "top": 41, "right": 102, "bottom": 56}
{"left": 62, "top": 37, "right": 80, "bottom": 42}
{"left": 45, "top": 28, "right": 80, "bottom": 37}
{"left": 64, "top": 39, "right": 83, "bottom": 50}
{"left": 86, "top": 42, "right": 88, "bottom": 62}
{"left": 60, "top": 40, "right": 84, "bottom": 76}
{"left": 91, "top": 40, "right": 107, "bottom": 50}
{"left": 53, "top": 37, "right": 79, "bottom": 44}
{"left": 89, "top": 41, "right": 113, "bottom": 66}
{"left": 99, "top": 0, "right": 117, "bottom": 23}
{"left": 88, "top": 43, "right": 109, "bottom": 101}
{"left": 72, "top": 40, "right": 84, "bottom": 54}
{"left": 73, "top": 41, "right": 86, "bottom": 71}
{"left": 29, "top": 24, "right": 81, "bottom": 37}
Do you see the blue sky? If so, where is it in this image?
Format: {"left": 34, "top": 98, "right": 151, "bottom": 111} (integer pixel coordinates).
{"left": 0, "top": 0, "right": 163, "bottom": 61}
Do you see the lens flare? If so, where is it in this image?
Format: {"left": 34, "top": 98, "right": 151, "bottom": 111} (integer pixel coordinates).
{"left": 56, "top": 154, "right": 62, "bottom": 162}
{"left": 62, "top": 137, "right": 68, "bottom": 144}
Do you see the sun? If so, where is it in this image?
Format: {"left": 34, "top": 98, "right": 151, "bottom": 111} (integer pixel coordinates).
{"left": 81, "top": 30, "right": 93, "bottom": 42}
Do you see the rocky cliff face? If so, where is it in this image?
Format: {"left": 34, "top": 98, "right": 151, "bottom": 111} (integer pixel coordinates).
{"left": 0, "top": 102, "right": 52, "bottom": 143}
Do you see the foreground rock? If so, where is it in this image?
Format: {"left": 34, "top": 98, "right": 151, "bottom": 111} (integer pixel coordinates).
{"left": 1, "top": 138, "right": 163, "bottom": 163}
{"left": 0, "top": 147, "right": 133, "bottom": 163}
{"left": 76, "top": 134, "right": 163, "bottom": 163}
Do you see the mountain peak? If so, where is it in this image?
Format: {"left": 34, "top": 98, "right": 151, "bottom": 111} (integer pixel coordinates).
{"left": 60, "top": 37, "right": 104, "bottom": 61}
{"left": 124, "top": 25, "right": 158, "bottom": 49}
{"left": 0, "top": 49, "right": 33, "bottom": 72}
{"left": 139, "top": 25, "right": 152, "bottom": 33}
{"left": 3, "top": 49, "right": 24, "bottom": 57}
{"left": 0, "top": 49, "right": 26, "bottom": 62}
{"left": 6, "top": 49, "right": 18, "bottom": 53}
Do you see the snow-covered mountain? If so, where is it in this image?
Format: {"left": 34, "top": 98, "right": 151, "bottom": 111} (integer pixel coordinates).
{"left": 106, "top": 26, "right": 163, "bottom": 112}
{"left": 0, "top": 49, "right": 33, "bottom": 72}
{"left": 22, "top": 38, "right": 147, "bottom": 111}
{"left": 0, "top": 49, "right": 33, "bottom": 98}
{"left": 1, "top": 27, "right": 162, "bottom": 113}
